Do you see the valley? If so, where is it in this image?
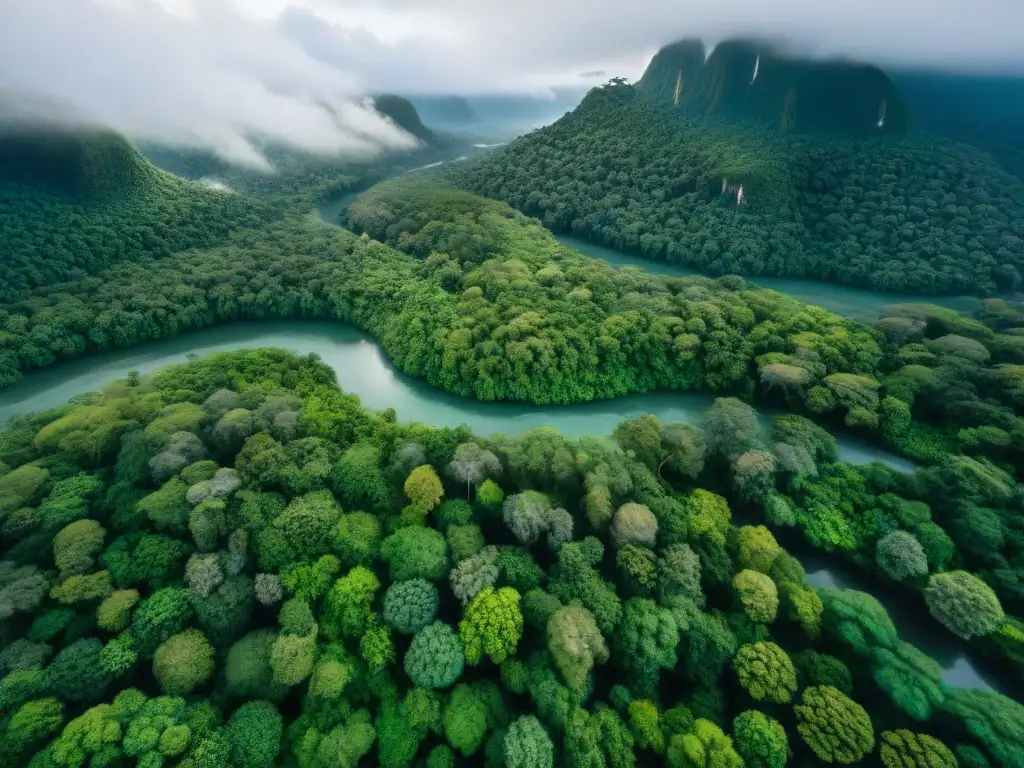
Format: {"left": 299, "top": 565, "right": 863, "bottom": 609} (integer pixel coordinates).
{"left": 2, "top": 33, "right": 1024, "bottom": 768}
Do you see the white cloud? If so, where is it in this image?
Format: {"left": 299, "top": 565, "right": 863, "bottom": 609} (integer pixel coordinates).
{"left": 0, "top": 0, "right": 417, "bottom": 167}
{"left": 2, "top": 0, "right": 1022, "bottom": 166}
{"left": 278, "top": 0, "right": 1024, "bottom": 94}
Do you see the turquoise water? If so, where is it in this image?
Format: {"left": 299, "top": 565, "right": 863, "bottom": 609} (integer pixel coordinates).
{"left": 0, "top": 320, "right": 995, "bottom": 690}
{"left": 556, "top": 235, "right": 983, "bottom": 323}
{"left": 0, "top": 321, "right": 903, "bottom": 469}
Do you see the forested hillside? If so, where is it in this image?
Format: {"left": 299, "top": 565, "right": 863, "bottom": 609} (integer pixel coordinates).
{"left": 0, "top": 129, "right": 284, "bottom": 303}
{"left": 458, "top": 80, "right": 1024, "bottom": 295}
{"left": 636, "top": 38, "right": 909, "bottom": 138}
{"left": 3, "top": 178, "right": 1023, "bottom": 471}
{"left": 2, "top": 106, "right": 1024, "bottom": 768}
{"left": 2, "top": 348, "right": 1024, "bottom": 768}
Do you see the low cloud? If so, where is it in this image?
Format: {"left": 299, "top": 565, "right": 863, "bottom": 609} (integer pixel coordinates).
{"left": 2, "top": 0, "right": 1021, "bottom": 166}
{"left": 281, "top": 0, "right": 1024, "bottom": 93}
{"left": 0, "top": 0, "right": 417, "bottom": 168}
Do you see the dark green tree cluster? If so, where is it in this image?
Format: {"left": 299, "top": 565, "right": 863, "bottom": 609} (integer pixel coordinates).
{"left": 457, "top": 82, "right": 1024, "bottom": 295}
{"left": 1, "top": 349, "right": 1019, "bottom": 767}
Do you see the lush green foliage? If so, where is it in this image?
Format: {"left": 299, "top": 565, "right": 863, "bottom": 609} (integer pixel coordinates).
{"left": 0, "top": 348, "right": 1016, "bottom": 766}
{"left": 459, "top": 82, "right": 1024, "bottom": 295}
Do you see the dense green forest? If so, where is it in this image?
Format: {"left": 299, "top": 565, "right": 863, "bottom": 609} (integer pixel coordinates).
{"left": 457, "top": 81, "right": 1024, "bottom": 295}
{"left": 2, "top": 348, "right": 1024, "bottom": 768}
{"left": 3, "top": 112, "right": 1024, "bottom": 768}
{"left": 4, "top": 178, "right": 1023, "bottom": 466}
{"left": 0, "top": 129, "right": 284, "bottom": 303}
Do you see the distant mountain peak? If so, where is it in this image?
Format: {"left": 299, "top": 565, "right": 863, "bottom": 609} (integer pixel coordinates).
{"left": 371, "top": 94, "right": 436, "bottom": 145}
{"left": 638, "top": 38, "right": 907, "bottom": 137}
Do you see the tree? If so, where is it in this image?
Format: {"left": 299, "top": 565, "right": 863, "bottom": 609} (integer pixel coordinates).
{"left": 549, "top": 540, "right": 622, "bottom": 635}
{"left": 879, "top": 730, "right": 955, "bottom": 768}
{"left": 820, "top": 588, "right": 898, "bottom": 656}
{"left": 925, "top": 571, "right": 1004, "bottom": 640}
{"left": 618, "top": 544, "right": 658, "bottom": 593}
{"left": 383, "top": 578, "right": 439, "bottom": 634}
{"left": 614, "top": 598, "right": 678, "bottom": 697}
{"left": 322, "top": 566, "right": 381, "bottom": 640}
{"left": 450, "top": 545, "right": 500, "bottom": 605}
{"left": 224, "top": 630, "right": 287, "bottom": 700}
{"left": 478, "top": 479, "right": 505, "bottom": 508}
{"left": 732, "top": 642, "right": 797, "bottom": 703}
{"left": 406, "top": 465, "right": 444, "bottom": 512}
{"left": 460, "top": 586, "right": 523, "bottom": 665}
{"left": 138, "top": 477, "right": 191, "bottom": 533}
{"left": 153, "top": 629, "right": 215, "bottom": 695}
{"left": 129, "top": 586, "right": 193, "bottom": 657}
{"left": 732, "top": 451, "right": 778, "bottom": 501}
{"left": 503, "top": 491, "right": 552, "bottom": 545}
{"left": 795, "top": 686, "right": 875, "bottom": 764}
{"left": 273, "top": 491, "right": 342, "bottom": 561}
{"left": 611, "top": 503, "right": 658, "bottom": 548}
{"left": 734, "top": 526, "right": 781, "bottom": 574}
{"left": 876, "top": 531, "right": 928, "bottom": 581}
{"left": 45, "top": 638, "right": 110, "bottom": 704}
{"left": 333, "top": 511, "right": 382, "bottom": 567}
{"left": 666, "top": 718, "right": 741, "bottom": 768}
{"left": 658, "top": 543, "right": 704, "bottom": 606}
{"left": 732, "top": 711, "right": 787, "bottom": 768}
{"left": 122, "top": 695, "right": 191, "bottom": 764}
{"left": 564, "top": 704, "right": 635, "bottom": 768}
{"left": 336, "top": 441, "right": 389, "bottom": 508}
{"left": 704, "top": 398, "right": 761, "bottom": 460}
{"left": 660, "top": 422, "right": 707, "bottom": 479}
{"left": 792, "top": 650, "right": 853, "bottom": 694}
{"left": 47, "top": 703, "right": 122, "bottom": 767}
{"left": 627, "top": 699, "right": 664, "bottom": 754}
{"left": 227, "top": 700, "right": 283, "bottom": 768}
{"left": 185, "top": 553, "right": 224, "bottom": 597}
{"left": 381, "top": 526, "right": 449, "bottom": 581}
{"left": 504, "top": 715, "right": 554, "bottom": 768}
{"left": 448, "top": 442, "right": 501, "bottom": 498}
{"left": 279, "top": 554, "right": 339, "bottom": 602}
{"left": 4, "top": 698, "right": 65, "bottom": 757}
{"left": 448, "top": 523, "right": 485, "bottom": 563}
{"left": 405, "top": 621, "right": 465, "bottom": 689}
{"left": 360, "top": 621, "right": 395, "bottom": 675}
{"left": 685, "top": 489, "right": 732, "bottom": 545}
{"left": 733, "top": 570, "right": 778, "bottom": 623}
{"left": 53, "top": 519, "right": 105, "bottom": 577}
{"left": 270, "top": 625, "right": 318, "bottom": 686}
{"left": 871, "top": 642, "right": 945, "bottom": 720}
{"left": 547, "top": 603, "right": 609, "bottom": 693}
{"left": 443, "top": 683, "right": 489, "bottom": 756}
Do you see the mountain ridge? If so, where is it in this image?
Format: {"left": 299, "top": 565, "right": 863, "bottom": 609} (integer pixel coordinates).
{"left": 638, "top": 37, "right": 908, "bottom": 138}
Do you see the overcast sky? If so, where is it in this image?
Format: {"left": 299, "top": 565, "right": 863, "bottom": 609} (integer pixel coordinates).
{"left": 2, "top": 0, "right": 1022, "bottom": 164}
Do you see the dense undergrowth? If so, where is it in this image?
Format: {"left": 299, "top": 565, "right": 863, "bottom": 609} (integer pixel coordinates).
{"left": 1, "top": 349, "right": 1023, "bottom": 768}
{"left": 458, "top": 83, "right": 1024, "bottom": 295}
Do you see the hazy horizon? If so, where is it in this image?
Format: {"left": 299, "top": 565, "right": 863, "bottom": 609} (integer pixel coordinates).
{"left": 2, "top": 0, "right": 1022, "bottom": 165}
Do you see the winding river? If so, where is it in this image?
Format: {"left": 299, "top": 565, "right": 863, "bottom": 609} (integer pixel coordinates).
{"left": 556, "top": 235, "right": 984, "bottom": 324}
{"left": 0, "top": 319, "right": 1000, "bottom": 691}
{"left": 0, "top": 320, "right": 908, "bottom": 469}
{"left": 0, "top": 171, "right": 1005, "bottom": 693}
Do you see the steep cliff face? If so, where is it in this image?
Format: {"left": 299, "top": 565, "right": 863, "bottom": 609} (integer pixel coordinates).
{"left": 638, "top": 38, "right": 908, "bottom": 138}
{"left": 0, "top": 123, "right": 153, "bottom": 200}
